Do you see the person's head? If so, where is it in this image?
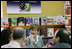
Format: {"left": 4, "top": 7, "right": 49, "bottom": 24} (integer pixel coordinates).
{"left": 29, "top": 24, "right": 39, "bottom": 35}
{"left": 53, "top": 28, "right": 71, "bottom": 45}
{"left": 1, "top": 28, "right": 12, "bottom": 46}
{"left": 12, "top": 27, "right": 25, "bottom": 42}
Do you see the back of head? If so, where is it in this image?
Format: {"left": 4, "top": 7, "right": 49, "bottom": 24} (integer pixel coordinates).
{"left": 12, "top": 27, "right": 25, "bottom": 40}
{"left": 56, "top": 28, "right": 71, "bottom": 45}
{"left": 1, "top": 28, "right": 12, "bottom": 46}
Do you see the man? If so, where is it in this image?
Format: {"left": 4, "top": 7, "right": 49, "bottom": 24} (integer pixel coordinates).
{"left": 45, "top": 28, "right": 71, "bottom": 48}
{"left": 1, "top": 27, "right": 26, "bottom": 48}
{"left": 25, "top": 24, "right": 44, "bottom": 48}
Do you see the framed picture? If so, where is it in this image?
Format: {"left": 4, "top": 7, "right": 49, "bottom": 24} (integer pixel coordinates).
{"left": 7, "top": 1, "right": 41, "bottom": 14}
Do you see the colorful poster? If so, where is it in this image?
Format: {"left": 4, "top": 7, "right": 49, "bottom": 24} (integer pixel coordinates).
{"left": 1, "top": 18, "right": 8, "bottom": 27}
{"left": 47, "top": 28, "right": 54, "bottom": 37}
{"left": 17, "top": 17, "right": 25, "bottom": 26}
{"left": 7, "top": 1, "right": 41, "bottom": 14}
{"left": 11, "top": 18, "right": 17, "bottom": 26}
{"left": 40, "top": 28, "right": 47, "bottom": 37}
{"left": 47, "top": 17, "right": 53, "bottom": 25}
{"left": 33, "top": 17, "right": 39, "bottom": 25}
{"left": 25, "top": 17, "right": 33, "bottom": 26}
{"left": 41, "top": 17, "right": 47, "bottom": 25}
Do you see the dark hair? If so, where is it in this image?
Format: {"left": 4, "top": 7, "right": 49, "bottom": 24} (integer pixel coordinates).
{"left": 12, "top": 27, "right": 25, "bottom": 40}
{"left": 29, "top": 24, "right": 39, "bottom": 31}
{"left": 56, "top": 28, "right": 71, "bottom": 45}
{"left": 1, "top": 28, "right": 12, "bottom": 46}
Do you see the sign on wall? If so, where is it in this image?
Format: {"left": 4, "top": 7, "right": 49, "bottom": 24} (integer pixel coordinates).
{"left": 7, "top": 1, "right": 41, "bottom": 14}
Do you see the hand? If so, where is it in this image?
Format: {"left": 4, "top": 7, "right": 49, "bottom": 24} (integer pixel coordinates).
{"left": 21, "top": 42, "right": 26, "bottom": 48}
{"left": 42, "top": 46, "right": 47, "bottom": 48}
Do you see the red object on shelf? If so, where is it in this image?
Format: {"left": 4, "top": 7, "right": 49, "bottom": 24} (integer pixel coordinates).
{"left": 69, "top": 8, "right": 71, "bottom": 15}
{"left": 68, "top": 19, "right": 71, "bottom": 26}
{"left": 65, "top": 9, "right": 67, "bottom": 15}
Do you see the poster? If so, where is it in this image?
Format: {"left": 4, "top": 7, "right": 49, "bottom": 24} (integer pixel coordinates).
{"left": 7, "top": 1, "right": 41, "bottom": 14}
{"left": 1, "top": 18, "right": 8, "bottom": 27}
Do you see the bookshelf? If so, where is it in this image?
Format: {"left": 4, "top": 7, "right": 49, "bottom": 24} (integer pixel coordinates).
{"left": 42, "top": 36, "right": 54, "bottom": 38}
{"left": 1, "top": 24, "right": 65, "bottom": 28}
{"left": 64, "top": 1, "right": 71, "bottom": 27}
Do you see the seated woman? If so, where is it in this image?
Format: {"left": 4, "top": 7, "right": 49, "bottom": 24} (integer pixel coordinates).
{"left": 25, "top": 24, "right": 44, "bottom": 48}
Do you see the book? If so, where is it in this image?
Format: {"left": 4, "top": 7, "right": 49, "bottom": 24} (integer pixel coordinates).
{"left": 33, "top": 17, "right": 39, "bottom": 25}
{"left": 65, "top": 16, "right": 71, "bottom": 27}
{"left": 17, "top": 17, "right": 25, "bottom": 26}
{"left": 69, "top": 8, "right": 71, "bottom": 15}
{"left": 59, "top": 15, "right": 65, "bottom": 24}
{"left": 41, "top": 17, "right": 47, "bottom": 25}
{"left": 1, "top": 18, "right": 9, "bottom": 27}
{"left": 67, "top": 1, "right": 71, "bottom": 5}
{"left": 26, "top": 29, "right": 30, "bottom": 37}
{"left": 64, "top": 1, "right": 71, "bottom": 5}
{"left": 40, "top": 28, "right": 47, "bottom": 37}
{"left": 47, "top": 17, "right": 53, "bottom": 25}
{"left": 53, "top": 16, "right": 60, "bottom": 24}
{"left": 65, "top": 8, "right": 67, "bottom": 15}
{"left": 11, "top": 18, "right": 17, "bottom": 26}
{"left": 47, "top": 28, "right": 54, "bottom": 37}
{"left": 25, "top": 17, "right": 33, "bottom": 26}
{"left": 43, "top": 38, "right": 53, "bottom": 46}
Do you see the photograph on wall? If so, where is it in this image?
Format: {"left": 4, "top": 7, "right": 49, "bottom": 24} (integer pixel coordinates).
{"left": 7, "top": 1, "right": 41, "bottom": 14}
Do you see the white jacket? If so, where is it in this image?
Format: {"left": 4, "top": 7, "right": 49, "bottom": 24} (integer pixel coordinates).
{"left": 1, "top": 41, "right": 21, "bottom": 48}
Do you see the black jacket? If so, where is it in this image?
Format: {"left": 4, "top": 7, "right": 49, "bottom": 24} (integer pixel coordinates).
{"left": 49, "top": 43, "right": 71, "bottom": 48}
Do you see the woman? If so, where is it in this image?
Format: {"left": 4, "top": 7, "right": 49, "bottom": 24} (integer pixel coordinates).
{"left": 25, "top": 24, "right": 44, "bottom": 48}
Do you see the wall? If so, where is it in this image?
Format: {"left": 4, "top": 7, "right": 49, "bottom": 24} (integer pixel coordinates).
{"left": 2, "top": 1, "right": 63, "bottom": 18}
{"left": 1, "top": 1, "right": 3, "bottom": 18}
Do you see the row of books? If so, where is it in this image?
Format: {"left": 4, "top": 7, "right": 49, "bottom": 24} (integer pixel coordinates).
{"left": 65, "top": 16, "right": 71, "bottom": 27}
{"left": 40, "top": 28, "right": 54, "bottom": 37}
{"left": 64, "top": 1, "right": 71, "bottom": 27}
{"left": 64, "top": 1, "right": 71, "bottom": 5}
{"left": 65, "top": 7, "right": 71, "bottom": 15}
{"left": 1, "top": 15, "right": 65, "bottom": 27}
{"left": 1, "top": 17, "right": 39, "bottom": 27}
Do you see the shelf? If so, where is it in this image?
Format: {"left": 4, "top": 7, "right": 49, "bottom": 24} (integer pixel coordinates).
{"left": 1, "top": 26, "right": 30, "bottom": 28}
{"left": 40, "top": 24, "right": 65, "bottom": 26}
{"left": 42, "top": 36, "right": 54, "bottom": 38}
{"left": 65, "top": 15, "right": 71, "bottom": 16}
{"left": 66, "top": 5, "right": 71, "bottom": 7}
{"left": 65, "top": 26, "right": 71, "bottom": 27}
{"left": 1, "top": 26, "right": 10, "bottom": 28}
{"left": 1, "top": 24, "right": 65, "bottom": 28}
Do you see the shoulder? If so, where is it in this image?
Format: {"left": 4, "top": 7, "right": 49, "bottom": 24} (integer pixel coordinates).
{"left": 49, "top": 43, "right": 71, "bottom": 48}
{"left": 25, "top": 36, "right": 30, "bottom": 42}
{"left": 38, "top": 36, "right": 43, "bottom": 40}
{"left": 1, "top": 44, "right": 9, "bottom": 48}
